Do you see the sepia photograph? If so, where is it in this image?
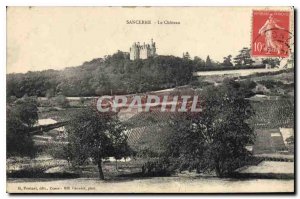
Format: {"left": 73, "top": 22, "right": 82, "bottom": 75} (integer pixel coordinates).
{"left": 5, "top": 6, "right": 295, "bottom": 193}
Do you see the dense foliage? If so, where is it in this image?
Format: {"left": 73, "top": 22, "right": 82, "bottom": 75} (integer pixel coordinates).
{"left": 164, "top": 80, "right": 256, "bottom": 177}
{"left": 7, "top": 52, "right": 194, "bottom": 97}
{"left": 7, "top": 47, "right": 273, "bottom": 98}
{"left": 65, "top": 107, "right": 130, "bottom": 179}
{"left": 7, "top": 96, "right": 38, "bottom": 157}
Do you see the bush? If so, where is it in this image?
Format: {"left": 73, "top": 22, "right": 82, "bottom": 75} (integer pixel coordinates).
{"left": 258, "top": 80, "right": 284, "bottom": 89}
{"left": 79, "top": 97, "right": 85, "bottom": 105}
{"left": 286, "top": 135, "right": 294, "bottom": 145}
{"left": 7, "top": 96, "right": 38, "bottom": 158}
{"left": 45, "top": 143, "right": 71, "bottom": 161}
{"left": 141, "top": 158, "right": 175, "bottom": 176}
{"left": 53, "top": 95, "right": 69, "bottom": 108}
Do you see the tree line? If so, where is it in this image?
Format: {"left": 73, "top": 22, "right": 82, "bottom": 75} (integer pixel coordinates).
{"left": 7, "top": 51, "right": 194, "bottom": 98}
{"left": 7, "top": 47, "right": 279, "bottom": 98}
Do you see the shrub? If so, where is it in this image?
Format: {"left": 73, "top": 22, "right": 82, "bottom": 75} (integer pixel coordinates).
{"left": 141, "top": 158, "right": 175, "bottom": 176}
{"left": 45, "top": 143, "right": 71, "bottom": 162}
{"left": 53, "top": 95, "right": 69, "bottom": 108}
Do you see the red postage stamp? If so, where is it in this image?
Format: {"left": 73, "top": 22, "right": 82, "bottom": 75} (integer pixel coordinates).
{"left": 252, "top": 10, "right": 291, "bottom": 57}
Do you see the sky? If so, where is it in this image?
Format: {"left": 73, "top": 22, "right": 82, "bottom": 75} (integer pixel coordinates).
{"left": 7, "top": 7, "right": 292, "bottom": 74}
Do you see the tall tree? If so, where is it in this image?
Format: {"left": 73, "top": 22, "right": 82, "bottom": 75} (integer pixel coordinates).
{"left": 222, "top": 55, "right": 233, "bottom": 66}
{"left": 205, "top": 55, "right": 212, "bottom": 67}
{"left": 233, "top": 47, "right": 254, "bottom": 66}
{"left": 66, "top": 107, "right": 130, "bottom": 180}
{"left": 166, "top": 79, "right": 255, "bottom": 177}
{"left": 193, "top": 56, "right": 206, "bottom": 71}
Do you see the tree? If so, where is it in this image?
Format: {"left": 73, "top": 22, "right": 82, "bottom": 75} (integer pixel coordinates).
{"left": 205, "top": 55, "right": 212, "bottom": 67}
{"left": 45, "top": 143, "right": 73, "bottom": 166}
{"left": 65, "top": 107, "right": 130, "bottom": 180}
{"left": 166, "top": 79, "right": 255, "bottom": 177}
{"left": 7, "top": 96, "right": 38, "bottom": 157}
{"left": 193, "top": 56, "right": 205, "bottom": 71}
{"left": 222, "top": 55, "right": 233, "bottom": 66}
{"left": 233, "top": 47, "right": 254, "bottom": 66}
{"left": 262, "top": 58, "right": 280, "bottom": 68}
{"left": 183, "top": 52, "right": 191, "bottom": 60}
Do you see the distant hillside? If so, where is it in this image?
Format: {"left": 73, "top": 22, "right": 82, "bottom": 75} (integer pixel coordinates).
{"left": 7, "top": 51, "right": 194, "bottom": 97}
{"left": 7, "top": 48, "right": 289, "bottom": 98}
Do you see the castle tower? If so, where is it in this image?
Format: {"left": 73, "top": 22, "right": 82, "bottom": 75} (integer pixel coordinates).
{"left": 129, "top": 39, "right": 157, "bottom": 60}
{"left": 150, "top": 38, "right": 156, "bottom": 56}
{"left": 130, "top": 42, "right": 140, "bottom": 60}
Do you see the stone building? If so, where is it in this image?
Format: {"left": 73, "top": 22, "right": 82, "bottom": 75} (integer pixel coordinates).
{"left": 129, "top": 39, "right": 156, "bottom": 60}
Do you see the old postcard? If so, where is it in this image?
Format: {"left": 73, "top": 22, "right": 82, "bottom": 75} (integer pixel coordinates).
{"left": 6, "top": 7, "right": 295, "bottom": 193}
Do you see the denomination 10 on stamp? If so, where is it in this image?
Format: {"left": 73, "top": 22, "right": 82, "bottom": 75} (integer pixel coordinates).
{"left": 252, "top": 10, "right": 291, "bottom": 58}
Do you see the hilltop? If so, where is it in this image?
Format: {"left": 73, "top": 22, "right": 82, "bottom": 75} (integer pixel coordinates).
{"left": 7, "top": 51, "right": 194, "bottom": 97}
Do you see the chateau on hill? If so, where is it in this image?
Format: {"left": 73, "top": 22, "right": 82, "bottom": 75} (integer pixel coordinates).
{"left": 129, "top": 39, "right": 156, "bottom": 60}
